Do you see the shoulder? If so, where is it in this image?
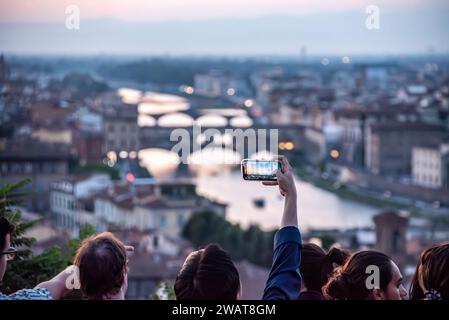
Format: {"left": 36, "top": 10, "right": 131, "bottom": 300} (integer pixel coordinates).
{"left": 0, "top": 288, "right": 53, "bottom": 300}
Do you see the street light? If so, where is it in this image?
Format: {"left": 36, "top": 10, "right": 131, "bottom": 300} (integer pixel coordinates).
{"left": 244, "top": 99, "right": 254, "bottom": 108}
{"left": 284, "top": 142, "right": 294, "bottom": 151}
{"left": 330, "top": 149, "right": 340, "bottom": 159}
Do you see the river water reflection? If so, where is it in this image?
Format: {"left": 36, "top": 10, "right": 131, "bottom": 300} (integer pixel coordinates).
{"left": 195, "top": 170, "right": 380, "bottom": 231}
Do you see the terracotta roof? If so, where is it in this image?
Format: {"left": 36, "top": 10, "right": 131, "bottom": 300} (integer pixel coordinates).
{"left": 0, "top": 137, "right": 75, "bottom": 160}
{"left": 369, "top": 122, "right": 446, "bottom": 132}
{"left": 127, "top": 252, "right": 182, "bottom": 279}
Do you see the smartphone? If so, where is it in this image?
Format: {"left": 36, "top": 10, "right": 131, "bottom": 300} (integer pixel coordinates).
{"left": 241, "top": 159, "right": 281, "bottom": 181}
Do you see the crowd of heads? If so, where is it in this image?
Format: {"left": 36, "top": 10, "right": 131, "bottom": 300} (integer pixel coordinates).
{"left": 1, "top": 216, "right": 448, "bottom": 300}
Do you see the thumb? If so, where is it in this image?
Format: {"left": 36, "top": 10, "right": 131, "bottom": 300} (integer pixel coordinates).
{"left": 275, "top": 169, "right": 283, "bottom": 180}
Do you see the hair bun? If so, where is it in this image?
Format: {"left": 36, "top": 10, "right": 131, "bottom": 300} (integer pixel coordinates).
{"left": 323, "top": 270, "right": 351, "bottom": 300}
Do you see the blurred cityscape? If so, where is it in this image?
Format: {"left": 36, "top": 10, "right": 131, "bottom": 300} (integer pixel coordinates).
{"left": 1, "top": 0, "right": 449, "bottom": 300}
{"left": 1, "top": 53, "right": 449, "bottom": 297}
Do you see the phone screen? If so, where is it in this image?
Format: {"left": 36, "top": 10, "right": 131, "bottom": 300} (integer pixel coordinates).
{"left": 241, "top": 159, "right": 281, "bottom": 181}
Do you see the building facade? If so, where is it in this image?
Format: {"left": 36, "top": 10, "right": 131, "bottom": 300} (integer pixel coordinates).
{"left": 50, "top": 174, "right": 112, "bottom": 236}
{"left": 412, "top": 143, "right": 449, "bottom": 189}
{"left": 365, "top": 122, "right": 446, "bottom": 177}
{"left": 0, "top": 138, "right": 74, "bottom": 212}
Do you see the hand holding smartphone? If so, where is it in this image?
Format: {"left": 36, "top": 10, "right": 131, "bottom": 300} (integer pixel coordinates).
{"left": 241, "top": 159, "right": 282, "bottom": 181}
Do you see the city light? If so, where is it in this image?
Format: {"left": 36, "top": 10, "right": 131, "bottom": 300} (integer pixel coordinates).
{"left": 342, "top": 56, "right": 351, "bottom": 64}
{"left": 330, "top": 149, "right": 340, "bottom": 159}
{"left": 244, "top": 99, "right": 254, "bottom": 108}
{"left": 321, "top": 58, "right": 330, "bottom": 66}
{"left": 184, "top": 86, "right": 194, "bottom": 94}
{"left": 119, "top": 151, "right": 128, "bottom": 158}
{"left": 106, "top": 151, "right": 117, "bottom": 162}
{"left": 284, "top": 142, "right": 294, "bottom": 151}
{"left": 279, "top": 142, "right": 294, "bottom": 151}
{"left": 126, "top": 172, "right": 135, "bottom": 182}
{"left": 227, "top": 88, "right": 235, "bottom": 96}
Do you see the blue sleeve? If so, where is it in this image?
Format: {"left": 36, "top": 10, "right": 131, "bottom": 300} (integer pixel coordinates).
{"left": 262, "top": 226, "right": 302, "bottom": 300}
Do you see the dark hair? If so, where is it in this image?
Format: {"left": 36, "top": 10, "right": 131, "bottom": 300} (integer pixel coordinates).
{"left": 174, "top": 244, "right": 240, "bottom": 300}
{"left": 300, "top": 244, "right": 349, "bottom": 293}
{"left": 74, "top": 232, "right": 127, "bottom": 299}
{"left": 0, "top": 217, "right": 15, "bottom": 251}
{"left": 410, "top": 242, "right": 449, "bottom": 300}
{"left": 323, "top": 250, "right": 393, "bottom": 300}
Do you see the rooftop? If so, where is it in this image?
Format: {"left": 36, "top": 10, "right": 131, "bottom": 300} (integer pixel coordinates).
{"left": 0, "top": 137, "right": 75, "bottom": 160}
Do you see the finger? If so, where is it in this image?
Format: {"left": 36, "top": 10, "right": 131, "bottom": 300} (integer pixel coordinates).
{"left": 125, "top": 245, "right": 134, "bottom": 252}
{"left": 275, "top": 156, "right": 289, "bottom": 174}
{"left": 262, "top": 181, "right": 278, "bottom": 186}
{"left": 275, "top": 169, "right": 284, "bottom": 180}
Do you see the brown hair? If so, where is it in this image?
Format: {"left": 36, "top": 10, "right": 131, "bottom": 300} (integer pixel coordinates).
{"left": 410, "top": 242, "right": 449, "bottom": 300}
{"left": 323, "top": 250, "right": 393, "bottom": 300}
{"left": 0, "top": 217, "right": 15, "bottom": 251}
{"left": 74, "top": 232, "right": 127, "bottom": 299}
{"left": 174, "top": 244, "right": 240, "bottom": 300}
{"left": 300, "top": 244, "right": 349, "bottom": 293}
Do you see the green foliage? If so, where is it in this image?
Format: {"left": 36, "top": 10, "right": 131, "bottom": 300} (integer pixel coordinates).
{"left": 182, "top": 210, "right": 276, "bottom": 268}
{"left": 50, "top": 72, "right": 109, "bottom": 96}
{"left": 149, "top": 281, "right": 176, "bottom": 300}
{"left": 98, "top": 59, "right": 204, "bottom": 86}
{"left": 0, "top": 180, "right": 95, "bottom": 294}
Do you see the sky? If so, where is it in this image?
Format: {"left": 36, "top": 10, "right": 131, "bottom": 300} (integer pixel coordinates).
{"left": 0, "top": 0, "right": 426, "bottom": 22}
{"left": 0, "top": 0, "right": 448, "bottom": 55}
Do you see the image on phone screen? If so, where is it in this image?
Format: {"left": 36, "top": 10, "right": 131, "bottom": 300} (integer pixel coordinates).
{"left": 241, "top": 159, "right": 281, "bottom": 181}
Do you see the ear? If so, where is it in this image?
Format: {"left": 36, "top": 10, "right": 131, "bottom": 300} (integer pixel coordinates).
{"left": 236, "top": 290, "right": 241, "bottom": 300}
{"left": 372, "top": 289, "right": 385, "bottom": 300}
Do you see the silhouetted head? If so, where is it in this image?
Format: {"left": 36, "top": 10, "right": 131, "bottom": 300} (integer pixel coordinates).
{"left": 74, "top": 232, "right": 128, "bottom": 300}
{"left": 410, "top": 242, "right": 449, "bottom": 300}
{"left": 323, "top": 250, "right": 407, "bottom": 300}
{"left": 300, "top": 244, "right": 349, "bottom": 295}
{"left": 174, "top": 244, "right": 240, "bottom": 300}
{"left": 0, "top": 217, "right": 15, "bottom": 283}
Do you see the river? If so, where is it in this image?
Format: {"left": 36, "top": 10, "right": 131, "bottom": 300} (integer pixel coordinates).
{"left": 195, "top": 170, "right": 380, "bottom": 231}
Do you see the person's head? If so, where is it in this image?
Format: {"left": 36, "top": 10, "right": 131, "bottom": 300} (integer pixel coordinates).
{"left": 174, "top": 244, "right": 240, "bottom": 300}
{"left": 0, "top": 217, "right": 15, "bottom": 283}
{"left": 300, "top": 244, "right": 349, "bottom": 294}
{"left": 323, "top": 250, "right": 407, "bottom": 300}
{"left": 74, "top": 232, "right": 128, "bottom": 300}
{"left": 410, "top": 242, "right": 449, "bottom": 300}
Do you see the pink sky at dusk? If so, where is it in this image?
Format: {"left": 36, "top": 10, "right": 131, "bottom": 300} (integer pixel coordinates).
{"left": 0, "top": 0, "right": 426, "bottom": 22}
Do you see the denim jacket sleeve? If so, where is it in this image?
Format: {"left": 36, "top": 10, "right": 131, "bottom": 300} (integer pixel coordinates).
{"left": 262, "top": 226, "right": 302, "bottom": 300}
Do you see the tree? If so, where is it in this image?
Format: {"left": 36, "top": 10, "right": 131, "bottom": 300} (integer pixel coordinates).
{"left": 0, "top": 179, "right": 94, "bottom": 294}
{"left": 149, "top": 281, "right": 176, "bottom": 300}
{"left": 182, "top": 210, "right": 275, "bottom": 268}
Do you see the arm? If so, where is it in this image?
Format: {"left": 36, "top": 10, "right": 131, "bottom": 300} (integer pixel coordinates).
{"left": 262, "top": 156, "right": 302, "bottom": 300}
{"left": 34, "top": 265, "right": 76, "bottom": 300}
